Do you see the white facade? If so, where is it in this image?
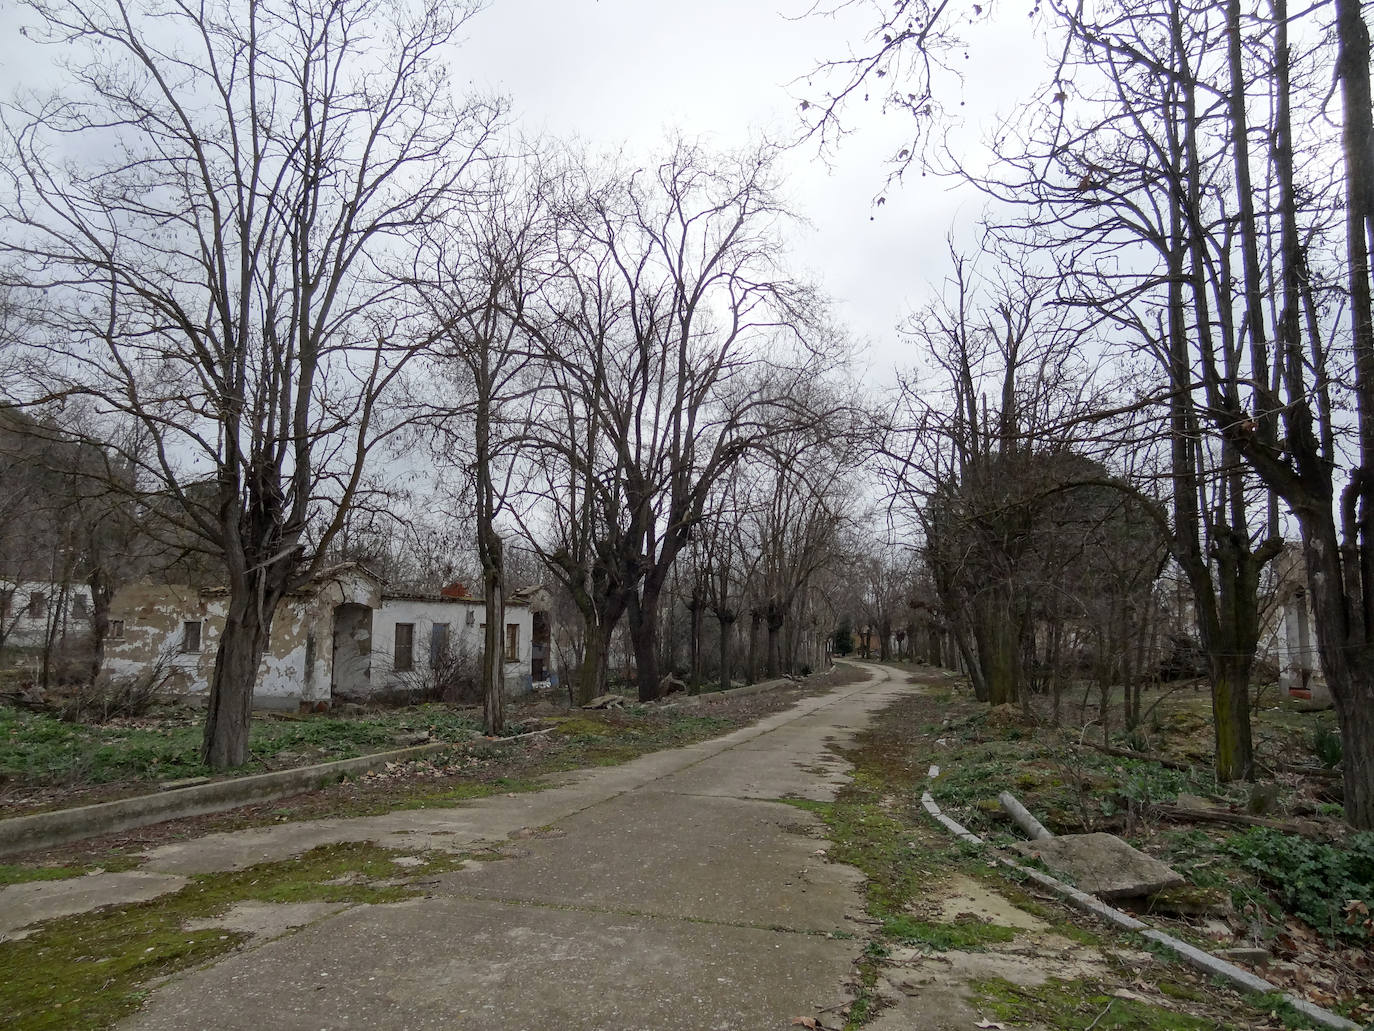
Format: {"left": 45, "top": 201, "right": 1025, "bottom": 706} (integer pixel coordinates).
{"left": 100, "top": 568, "right": 542, "bottom": 710}
{"left": 371, "top": 595, "right": 534, "bottom": 695}
{"left": 0, "top": 580, "right": 93, "bottom": 649}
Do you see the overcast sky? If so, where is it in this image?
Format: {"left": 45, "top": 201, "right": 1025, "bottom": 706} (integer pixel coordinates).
{"left": 453, "top": 0, "right": 1051, "bottom": 383}
{"left": 1, "top": 0, "right": 1052, "bottom": 385}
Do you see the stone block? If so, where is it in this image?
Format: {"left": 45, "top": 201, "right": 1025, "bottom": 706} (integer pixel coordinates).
{"left": 1009, "top": 832, "right": 1185, "bottom": 900}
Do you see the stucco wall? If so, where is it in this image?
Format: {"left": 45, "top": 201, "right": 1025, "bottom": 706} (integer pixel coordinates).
{"left": 102, "top": 574, "right": 540, "bottom": 707}
{"left": 1, "top": 580, "right": 94, "bottom": 650}
{"left": 104, "top": 570, "right": 382, "bottom": 709}
{"left": 373, "top": 596, "right": 534, "bottom": 695}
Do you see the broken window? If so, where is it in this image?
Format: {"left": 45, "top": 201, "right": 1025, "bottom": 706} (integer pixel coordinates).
{"left": 430, "top": 623, "right": 449, "bottom": 667}
{"left": 108, "top": 619, "right": 125, "bottom": 639}
{"left": 181, "top": 620, "right": 202, "bottom": 653}
{"left": 72, "top": 594, "right": 87, "bottom": 618}
{"left": 505, "top": 623, "right": 519, "bottom": 663}
{"left": 27, "top": 592, "right": 46, "bottom": 618}
{"left": 394, "top": 622, "right": 414, "bottom": 672}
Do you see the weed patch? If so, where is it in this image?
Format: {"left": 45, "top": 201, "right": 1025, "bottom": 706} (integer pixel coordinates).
{"left": 972, "top": 976, "right": 1223, "bottom": 1030}
{"left": 1223, "top": 828, "right": 1374, "bottom": 940}
{"left": 881, "top": 914, "right": 1017, "bottom": 950}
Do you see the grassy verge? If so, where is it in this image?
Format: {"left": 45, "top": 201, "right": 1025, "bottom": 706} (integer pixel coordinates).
{"left": 5, "top": 668, "right": 863, "bottom": 873}
{"left": 805, "top": 674, "right": 1339, "bottom": 1029}
{"left": 1, "top": 703, "right": 482, "bottom": 784}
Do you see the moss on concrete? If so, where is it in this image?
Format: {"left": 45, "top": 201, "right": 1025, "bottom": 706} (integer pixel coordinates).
{"left": 882, "top": 913, "right": 1018, "bottom": 950}
{"left": 973, "top": 976, "right": 1226, "bottom": 1030}
{"left": 0, "top": 842, "right": 472, "bottom": 1031}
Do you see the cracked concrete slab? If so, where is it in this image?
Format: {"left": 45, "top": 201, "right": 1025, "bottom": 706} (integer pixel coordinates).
{"left": 0, "top": 870, "right": 188, "bottom": 941}
{"left": 0, "top": 665, "right": 917, "bottom": 1030}
{"left": 444, "top": 790, "right": 862, "bottom": 931}
{"left": 124, "top": 896, "right": 856, "bottom": 1031}
{"left": 184, "top": 900, "right": 352, "bottom": 940}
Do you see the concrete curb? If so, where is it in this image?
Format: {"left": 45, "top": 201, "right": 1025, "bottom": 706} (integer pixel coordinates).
{"left": 661, "top": 671, "right": 821, "bottom": 707}
{"left": 919, "top": 772, "right": 1361, "bottom": 1031}
{"left": 0, "top": 741, "right": 453, "bottom": 858}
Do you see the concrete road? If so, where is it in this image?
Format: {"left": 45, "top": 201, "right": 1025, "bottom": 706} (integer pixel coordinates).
{"left": 119, "top": 665, "right": 909, "bottom": 1031}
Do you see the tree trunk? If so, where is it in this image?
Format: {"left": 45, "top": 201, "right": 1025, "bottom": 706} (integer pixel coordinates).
{"left": 1210, "top": 651, "right": 1253, "bottom": 781}
{"left": 1304, "top": 527, "right": 1374, "bottom": 826}
{"left": 716, "top": 612, "right": 735, "bottom": 692}
{"left": 766, "top": 609, "right": 784, "bottom": 677}
{"left": 575, "top": 619, "right": 608, "bottom": 706}
{"left": 88, "top": 570, "right": 111, "bottom": 688}
{"left": 480, "top": 533, "right": 505, "bottom": 736}
{"left": 747, "top": 610, "right": 761, "bottom": 683}
{"left": 630, "top": 587, "right": 662, "bottom": 702}
{"left": 973, "top": 591, "right": 1019, "bottom": 705}
{"left": 688, "top": 599, "right": 703, "bottom": 691}
{"left": 203, "top": 592, "right": 274, "bottom": 768}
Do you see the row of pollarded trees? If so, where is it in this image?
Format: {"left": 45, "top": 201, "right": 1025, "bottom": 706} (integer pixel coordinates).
{"left": 663, "top": 421, "right": 861, "bottom": 693}
{"left": 816, "top": 0, "right": 1374, "bottom": 829}
{"left": 0, "top": 0, "right": 862, "bottom": 763}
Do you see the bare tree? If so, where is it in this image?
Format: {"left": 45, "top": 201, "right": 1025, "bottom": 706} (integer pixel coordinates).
{"left": 416, "top": 158, "right": 551, "bottom": 735}
{"left": 521, "top": 140, "right": 841, "bottom": 702}
{"left": 0, "top": 0, "right": 502, "bottom": 766}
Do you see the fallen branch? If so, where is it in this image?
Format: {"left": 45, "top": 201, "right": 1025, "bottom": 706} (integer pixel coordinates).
{"left": 466, "top": 726, "right": 557, "bottom": 745}
{"left": 1084, "top": 742, "right": 1197, "bottom": 774}
{"left": 1275, "top": 762, "right": 1342, "bottom": 782}
{"left": 1152, "top": 804, "right": 1312, "bottom": 835}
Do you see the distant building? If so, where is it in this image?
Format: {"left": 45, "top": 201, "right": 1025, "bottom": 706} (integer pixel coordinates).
{"left": 101, "top": 565, "right": 551, "bottom": 710}
{"left": 0, "top": 579, "right": 93, "bottom": 650}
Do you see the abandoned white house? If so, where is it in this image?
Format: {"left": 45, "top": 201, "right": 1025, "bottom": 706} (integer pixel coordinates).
{"left": 100, "top": 565, "right": 553, "bottom": 711}
{"left": 0, "top": 579, "right": 94, "bottom": 650}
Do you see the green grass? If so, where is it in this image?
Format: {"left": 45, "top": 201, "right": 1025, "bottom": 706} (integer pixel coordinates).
{"left": 0, "top": 704, "right": 482, "bottom": 787}
{"left": 0, "top": 863, "right": 90, "bottom": 886}
{"left": 973, "top": 977, "right": 1227, "bottom": 1030}
{"left": 881, "top": 913, "right": 1017, "bottom": 950}
{"left": 0, "top": 842, "right": 472, "bottom": 1031}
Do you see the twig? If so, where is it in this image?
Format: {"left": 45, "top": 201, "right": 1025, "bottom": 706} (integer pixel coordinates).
{"left": 1275, "top": 762, "right": 1342, "bottom": 782}
{"left": 468, "top": 726, "right": 556, "bottom": 744}
{"left": 1084, "top": 1001, "right": 1114, "bottom": 1031}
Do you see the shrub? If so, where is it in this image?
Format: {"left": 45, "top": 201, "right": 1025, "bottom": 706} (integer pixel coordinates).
{"left": 58, "top": 650, "right": 176, "bottom": 723}
{"left": 1225, "top": 828, "right": 1374, "bottom": 940}
{"left": 1311, "top": 727, "right": 1343, "bottom": 769}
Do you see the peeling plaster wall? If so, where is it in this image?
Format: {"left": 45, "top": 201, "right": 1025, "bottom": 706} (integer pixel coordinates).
{"left": 104, "top": 570, "right": 383, "bottom": 709}
{"left": 103, "top": 582, "right": 210, "bottom": 696}
{"left": 102, "top": 573, "right": 546, "bottom": 707}
{"left": 374, "top": 597, "right": 535, "bottom": 695}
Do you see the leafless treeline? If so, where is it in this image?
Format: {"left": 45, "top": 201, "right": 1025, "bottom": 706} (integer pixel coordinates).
{"left": 0, "top": 0, "right": 869, "bottom": 766}
{"left": 817, "top": 0, "right": 1374, "bottom": 827}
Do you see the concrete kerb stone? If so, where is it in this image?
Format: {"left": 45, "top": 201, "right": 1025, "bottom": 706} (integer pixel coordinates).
{"left": 919, "top": 769, "right": 1361, "bottom": 1031}
{"left": 0, "top": 741, "right": 452, "bottom": 858}
{"left": 660, "top": 670, "right": 826, "bottom": 709}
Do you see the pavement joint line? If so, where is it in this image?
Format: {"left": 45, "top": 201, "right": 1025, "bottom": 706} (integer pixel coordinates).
{"left": 426, "top": 889, "right": 843, "bottom": 937}
{"left": 918, "top": 774, "right": 1361, "bottom": 1031}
